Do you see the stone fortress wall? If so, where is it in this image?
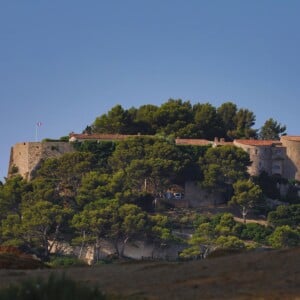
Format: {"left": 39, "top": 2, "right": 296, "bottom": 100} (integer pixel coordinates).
{"left": 233, "top": 140, "right": 286, "bottom": 178}
{"left": 8, "top": 141, "right": 74, "bottom": 180}
{"left": 7, "top": 134, "right": 300, "bottom": 183}
{"left": 281, "top": 136, "right": 300, "bottom": 181}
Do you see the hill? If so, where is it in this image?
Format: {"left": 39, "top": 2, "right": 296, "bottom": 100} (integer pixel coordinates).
{"left": 0, "top": 247, "right": 299, "bottom": 299}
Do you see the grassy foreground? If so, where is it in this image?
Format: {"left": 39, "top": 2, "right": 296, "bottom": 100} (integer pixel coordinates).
{"left": 0, "top": 247, "right": 299, "bottom": 299}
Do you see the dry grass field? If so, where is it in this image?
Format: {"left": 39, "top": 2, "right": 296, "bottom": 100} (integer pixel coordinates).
{"left": 0, "top": 247, "right": 300, "bottom": 299}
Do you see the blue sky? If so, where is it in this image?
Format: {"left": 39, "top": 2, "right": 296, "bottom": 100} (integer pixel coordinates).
{"left": 0, "top": 1, "right": 299, "bottom": 181}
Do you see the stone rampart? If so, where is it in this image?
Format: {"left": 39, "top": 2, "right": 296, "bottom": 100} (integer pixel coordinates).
{"left": 8, "top": 141, "right": 74, "bottom": 180}
{"left": 281, "top": 136, "right": 300, "bottom": 181}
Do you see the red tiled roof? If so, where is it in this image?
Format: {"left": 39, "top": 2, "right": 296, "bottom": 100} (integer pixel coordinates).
{"left": 175, "top": 139, "right": 211, "bottom": 146}
{"left": 281, "top": 136, "right": 300, "bottom": 142}
{"left": 234, "top": 139, "right": 281, "bottom": 146}
{"left": 214, "top": 141, "right": 234, "bottom": 146}
{"left": 69, "top": 133, "right": 139, "bottom": 140}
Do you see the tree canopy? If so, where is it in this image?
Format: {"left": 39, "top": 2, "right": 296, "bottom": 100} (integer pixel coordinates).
{"left": 89, "top": 99, "right": 265, "bottom": 140}
{"left": 259, "top": 118, "right": 287, "bottom": 140}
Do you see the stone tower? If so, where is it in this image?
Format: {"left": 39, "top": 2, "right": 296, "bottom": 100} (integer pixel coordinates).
{"left": 8, "top": 141, "right": 74, "bottom": 180}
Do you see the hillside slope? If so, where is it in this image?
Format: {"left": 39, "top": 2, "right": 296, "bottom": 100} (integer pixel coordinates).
{"left": 0, "top": 247, "right": 299, "bottom": 299}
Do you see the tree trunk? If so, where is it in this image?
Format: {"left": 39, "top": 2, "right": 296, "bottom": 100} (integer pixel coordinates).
{"left": 120, "top": 237, "right": 129, "bottom": 258}
{"left": 79, "top": 230, "right": 86, "bottom": 259}
{"left": 242, "top": 206, "right": 247, "bottom": 224}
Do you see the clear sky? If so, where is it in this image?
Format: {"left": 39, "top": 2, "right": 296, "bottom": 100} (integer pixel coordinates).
{"left": 0, "top": 1, "right": 299, "bottom": 181}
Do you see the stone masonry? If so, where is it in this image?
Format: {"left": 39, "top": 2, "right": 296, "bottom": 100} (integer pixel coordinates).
{"left": 8, "top": 141, "right": 74, "bottom": 180}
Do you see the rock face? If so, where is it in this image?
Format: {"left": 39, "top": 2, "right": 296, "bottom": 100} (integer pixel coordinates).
{"left": 8, "top": 142, "right": 74, "bottom": 180}
{"left": 50, "top": 239, "right": 186, "bottom": 264}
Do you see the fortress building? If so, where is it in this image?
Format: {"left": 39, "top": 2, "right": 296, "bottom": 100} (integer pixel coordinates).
{"left": 233, "top": 136, "right": 300, "bottom": 181}
{"left": 7, "top": 134, "right": 300, "bottom": 182}
{"left": 8, "top": 141, "right": 74, "bottom": 180}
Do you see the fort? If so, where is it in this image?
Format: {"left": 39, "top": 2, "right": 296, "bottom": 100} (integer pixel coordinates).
{"left": 7, "top": 133, "right": 300, "bottom": 182}
{"left": 8, "top": 141, "right": 74, "bottom": 180}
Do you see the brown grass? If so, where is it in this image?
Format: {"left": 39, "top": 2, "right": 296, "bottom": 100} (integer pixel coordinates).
{"left": 0, "top": 247, "right": 300, "bottom": 299}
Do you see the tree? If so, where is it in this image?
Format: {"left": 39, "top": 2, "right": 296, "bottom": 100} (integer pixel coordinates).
{"left": 75, "top": 172, "right": 110, "bottom": 208}
{"left": 193, "top": 103, "right": 223, "bottom": 139}
{"left": 36, "top": 152, "right": 95, "bottom": 206}
{"left": 72, "top": 200, "right": 149, "bottom": 258}
{"left": 5, "top": 201, "right": 72, "bottom": 259}
{"left": 259, "top": 118, "right": 286, "bottom": 140}
{"left": 109, "top": 137, "right": 187, "bottom": 197}
{"left": 268, "top": 225, "right": 300, "bottom": 248}
{"left": 267, "top": 204, "right": 300, "bottom": 228}
{"left": 92, "top": 104, "right": 132, "bottom": 134}
{"left": 200, "top": 146, "right": 251, "bottom": 200}
{"left": 215, "top": 235, "right": 245, "bottom": 249}
{"left": 217, "top": 102, "right": 237, "bottom": 137}
{"left": 229, "top": 179, "right": 263, "bottom": 223}
{"left": 115, "top": 204, "right": 147, "bottom": 257}
{"left": 154, "top": 99, "right": 193, "bottom": 136}
{"left": 0, "top": 176, "right": 28, "bottom": 219}
{"left": 229, "top": 108, "right": 257, "bottom": 139}
{"left": 71, "top": 199, "right": 119, "bottom": 260}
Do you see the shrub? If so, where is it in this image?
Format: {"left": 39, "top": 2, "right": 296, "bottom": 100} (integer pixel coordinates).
{"left": 215, "top": 236, "right": 245, "bottom": 249}
{"left": 268, "top": 225, "right": 300, "bottom": 248}
{"left": 239, "top": 223, "right": 273, "bottom": 243}
{"left": 48, "top": 255, "right": 87, "bottom": 268}
{"left": 0, "top": 273, "right": 106, "bottom": 300}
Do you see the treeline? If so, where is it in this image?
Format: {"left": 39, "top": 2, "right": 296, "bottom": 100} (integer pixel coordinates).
{"left": 87, "top": 99, "right": 286, "bottom": 140}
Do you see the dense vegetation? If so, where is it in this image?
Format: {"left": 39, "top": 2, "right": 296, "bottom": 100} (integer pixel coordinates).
{"left": 0, "top": 100, "right": 298, "bottom": 263}
{"left": 88, "top": 99, "right": 286, "bottom": 140}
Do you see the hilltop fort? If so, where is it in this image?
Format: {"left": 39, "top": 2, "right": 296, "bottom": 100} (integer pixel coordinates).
{"left": 8, "top": 133, "right": 300, "bottom": 182}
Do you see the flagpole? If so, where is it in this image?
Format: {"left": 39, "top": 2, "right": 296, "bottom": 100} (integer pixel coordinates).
{"left": 35, "top": 124, "right": 38, "bottom": 142}
{"left": 36, "top": 122, "right": 42, "bottom": 142}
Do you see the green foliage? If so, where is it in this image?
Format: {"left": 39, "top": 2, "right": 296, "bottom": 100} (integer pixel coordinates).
{"left": 239, "top": 223, "right": 273, "bottom": 243}
{"left": 48, "top": 255, "right": 87, "bottom": 268}
{"left": 179, "top": 245, "right": 203, "bottom": 259}
{"left": 90, "top": 99, "right": 260, "bottom": 140}
{"left": 72, "top": 141, "right": 115, "bottom": 170}
{"left": 268, "top": 225, "right": 300, "bottom": 248}
{"left": 108, "top": 137, "right": 188, "bottom": 196}
{"left": 0, "top": 273, "right": 105, "bottom": 300}
{"left": 217, "top": 102, "right": 237, "bottom": 135}
{"left": 0, "top": 176, "right": 28, "bottom": 219}
{"left": 93, "top": 104, "right": 132, "bottom": 134}
{"left": 259, "top": 118, "right": 286, "bottom": 140}
{"left": 229, "top": 179, "right": 263, "bottom": 222}
{"left": 200, "top": 146, "right": 251, "bottom": 194}
{"left": 229, "top": 108, "right": 257, "bottom": 139}
{"left": 35, "top": 152, "right": 95, "bottom": 205}
{"left": 267, "top": 204, "right": 300, "bottom": 228}
{"left": 181, "top": 212, "right": 275, "bottom": 258}
{"left": 215, "top": 235, "right": 245, "bottom": 249}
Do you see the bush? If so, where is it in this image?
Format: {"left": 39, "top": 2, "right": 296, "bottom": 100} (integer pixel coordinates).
{"left": 239, "top": 223, "right": 273, "bottom": 243}
{"left": 215, "top": 236, "right": 245, "bottom": 249}
{"left": 268, "top": 204, "right": 300, "bottom": 228}
{"left": 48, "top": 255, "right": 87, "bottom": 268}
{"left": 0, "top": 273, "right": 105, "bottom": 300}
{"left": 268, "top": 225, "right": 300, "bottom": 248}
